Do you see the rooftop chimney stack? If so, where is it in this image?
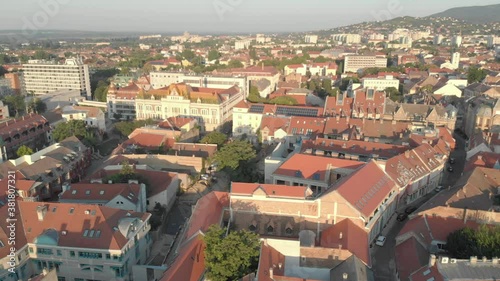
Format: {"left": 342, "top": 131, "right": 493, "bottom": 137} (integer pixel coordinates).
{"left": 429, "top": 254, "right": 437, "bottom": 267}
{"left": 470, "top": 256, "right": 477, "bottom": 264}
{"left": 343, "top": 273, "right": 348, "bottom": 280}
{"left": 269, "top": 268, "right": 273, "bottom": 279}
{"left": 37, "top": 205, "right": 48, "bottom": 221}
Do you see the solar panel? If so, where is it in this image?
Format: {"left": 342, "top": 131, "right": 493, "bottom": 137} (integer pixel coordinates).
{"left": 249, "top": 105, "right": 265, "bottom": 113}
{"left": 276, "top": 106, "right": 319, "bottom": 117}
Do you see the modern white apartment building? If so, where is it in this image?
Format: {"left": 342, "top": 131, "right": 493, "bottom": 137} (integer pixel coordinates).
{"left": 304, "top": 35, "right": 318, "bottom": 44}
{"left": 23, "top": 58, "right": 92, "bottom": 99}
{"left": 331, "top": 34, "right": 362, "bottom": 44}
{"left": 343, "top": 55, "right": 387, "bottom": 73}
{"left": 0, "top": 201, "right": 152, "bottom": 281}
{"left": 234, "top": 39, "right": 251, "bottom": 50}
{"left": 362, "top": 75, "right": 400, "bottom": 91}
{"left": 135, "top": 83, "right": 244, "bottom": 131}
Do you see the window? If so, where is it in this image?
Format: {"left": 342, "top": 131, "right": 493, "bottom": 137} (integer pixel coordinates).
{"left": 29, "top": 247, "right": 33, "bottom": 253}
{"left": 37, "top": 248, "right": 53, "bottom": 255}
{"left": 267, "top": 225, "right": 274, "bottom": 234}
{"left": 78, "top": 251, "right": 102, "bottom": 259}
{"left": 57, "top": 250, "right": 62, "bottom": 256}
{"left": 106, "top": 254, "right": 111, "bottom": 259}
{"left": 70, "top": 251, "right": 75, "bottom": 257}
{"left": 285, "top": 227, "right": 293, "bottom": 235}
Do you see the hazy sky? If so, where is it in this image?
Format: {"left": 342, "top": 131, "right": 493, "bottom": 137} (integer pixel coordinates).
{"left": 2, "top": 0, "right": 499, "bottom": 33}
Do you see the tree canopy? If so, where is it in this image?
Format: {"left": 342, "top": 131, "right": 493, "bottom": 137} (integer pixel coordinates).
{"left": 16, "top": 145, "right": 34, "bottom": 157}
{"left": 467, "top": 67, "right": 488, "bottom": 84}
{"left": 446, "top": 225, "right": 500, "bottom": 259}
{"left": 28, "top": 98, "right": 47, "bottom": 114}
{"left": 385, "top": 87, "right": 402, "bottom": 102}
{"left": 94, "top": 80, "right": 109, "bottom": 102}
{"left": 114, "top": 119, "right": 156, "bottom": 138}
{"left": 227, "top": 60, "right": 244, "bottom": 68}
{"left": 214, "top": 140, "right": 256, "bottom": 170}
{"left": 52, "top": 120, "right": 88, "bottom": 142}
{"left": 203, "top": 225, "right": 260, "bottom": 281}
{"left": 201, "top": 131, "right": 228, "bottom": 147}
{"left": 208, "top": 50, "right": 221, "bottom": 61}
{"left": 2, "top": 95, "right": 26, "bottom": 117}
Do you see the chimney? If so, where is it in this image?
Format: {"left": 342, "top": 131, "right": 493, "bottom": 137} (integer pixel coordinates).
{"left": 269, "top": 268, "right": 273, "bottom": 279}
{"left": 463, "top": 208, "right": 468, "bottom": 224}
{"left": 482, "top": 256, "right": 488, "bottom": 263}
{"left": 478, "top": 155, "right": 483, "bottom": 161}
{"left": 380, "top": 118, "right": 384, "bottom": 124}
{"left": 493, "top": 257, "right": 499, "bottom": 264}
{"left": 37, "top": 205, "right": 48, "bottom": 221}
{"left": 429, "top": 254, "right": 437, "bottom": 267}
{"left": 339, "top": 232, "right": 343, "bottom": 239}
{"left": 470, "top": 256, "right": 477, "bottom": 264}
{"left": 404, "top": 150, "right": 410, "bottom": 158}
{"left": 343, "top": 273, "right": 348, "bottom": 280}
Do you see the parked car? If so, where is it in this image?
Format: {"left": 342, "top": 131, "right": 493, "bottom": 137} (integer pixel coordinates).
{"left": 449, "top": 157, "right": 455, "bottom": 164}
{"left": 201, "top": 174, "right": 210, "bottom": 180}
{"left": 448, "top": 166, "right": 454, "bottom": 172}
{"left": 397, "top": 213, "right": 408, "bottom": 222}
{"left": 375, "top": 235, "right": 386, "bottom": 246}
{"left": 405, "top": 206, "right": 417, "bottom": 214}
{"left": 435, "top": 186, "right": 444, "bottom": 193}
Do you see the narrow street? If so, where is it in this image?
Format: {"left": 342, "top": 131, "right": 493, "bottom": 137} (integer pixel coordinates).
{"left": 372, "top": 133, "right": 467, "bottom": 281}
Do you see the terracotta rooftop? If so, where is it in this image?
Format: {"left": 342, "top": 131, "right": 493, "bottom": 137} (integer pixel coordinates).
{"left": 257, "top": 241, "right": 286, "bottom": 281}
{"left": 330, "top": 161, "right": 397, "bottom": 218}
{"left": 16, "top": 201, "right": 150, "bottom": 251}
{"left": 59, "top": 182, "right": 142, "bottom": 203}
{"left": 302, "top": 138, "right": 408, "bottom": 159}
{"left": 320, "top": 218, "right": 370, "bottom": 266}
{"left": 274, "top": 154, "right": 364, "bottom": 182}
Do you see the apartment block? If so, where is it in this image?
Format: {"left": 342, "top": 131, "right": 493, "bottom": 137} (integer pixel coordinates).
{"left": 149, "top": 72, "right": 248, "bottom": 95}
{"left": 23, "top": 58, "right": 92, "bottom": 99}
{"left": 304, "top": 35, "right": 318, "bottom": 44}
{"left": 344, "top": 55, "right": 387, "bottom": 73}
{"left": 331, "top": 34, "right": 362, "bottom": 44}
{"left": 361, "top": 75, "right": 400, "bottom": 91}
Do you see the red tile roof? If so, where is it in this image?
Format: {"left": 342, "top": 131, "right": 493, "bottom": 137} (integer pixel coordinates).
{"left": 59, "top": 183, "right": 141, "bottom": 203}
{"left": 231, "top": 183, "right": 311, "bottom": 199}
{"left": 17, "top": 201, "right": 150, "bottom": 250}
{"left": 464, "top": 152, "right": 500, "bottom": 172}
{"left": 160, "top": 235, "right": 206, "bottom": 281}
{"left": 183, "top": 191, "right": 229, "bottom": 241}
{"left": 0, "top": 114, "right": 48, "bottom": 138}
{"left": 394, "top": 237, "right": 428, "bottom": 281}
{"left": 123, "top": 132, "right": 170, "bottom": 149}
{"left": 274, "top": 154, "right": 364, "bottom": 182}
{"left": 332, "top": 161, "right": 397, "bottom": 218}
{"left": 320, "top": 219, "right": 370, "bottom": 266}
{"left": 287, "top": 116, "right": 326, "bottom": 137}
{"left": 257, "top": 242, "right": 286, "bottom": 281}
{"left": 324, "top": 94, "right": 354, "bottom": 117}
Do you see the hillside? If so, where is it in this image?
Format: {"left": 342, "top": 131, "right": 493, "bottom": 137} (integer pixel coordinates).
{"left": 430, "top": 4, "right": 500, "bottom": 24}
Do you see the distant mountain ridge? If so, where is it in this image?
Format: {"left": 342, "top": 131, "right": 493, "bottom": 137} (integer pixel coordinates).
{"left": 429, "top": 4, "right": 500, "bottom": 24}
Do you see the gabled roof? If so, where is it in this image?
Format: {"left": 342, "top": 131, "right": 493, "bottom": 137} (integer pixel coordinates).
{"left": 330, "top": 255, "right": 374, "bottom": 281}
{"left": 17, "top": 201, "right": 150, "bottom": 250}
{"left": 330, "top": 161, "right": 397, "bottom": 218}
{"left": 257, "top": 242, "right": 286, "bottom": 281}
{"left": 59, "top": 183, "right": 142, "bottom": 203}
{"left": 160, "top": 235, "right": 206, "bottom": 281}
{"left": 320, "top": 219, "right": 370, "bottom": 266}
{"left": 274, "top": 154, "right": 364, "bottom": 182}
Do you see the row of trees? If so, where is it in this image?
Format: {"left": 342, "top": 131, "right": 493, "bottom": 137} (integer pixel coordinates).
{"left": 446, "top": 225, "right": 500, "bottom": 259}
{"left": 1, "top": 95, "right": 47, "bottom": 117}
{"left": 113, "top": 119, "right": 157, "bottom": 138}
{"left": 52, "top": 120, "right": 99, "bottom": 148}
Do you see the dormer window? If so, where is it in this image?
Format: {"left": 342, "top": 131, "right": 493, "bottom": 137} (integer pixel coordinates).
{"left": 267, "top": 225, "right": 274, "bottom": 234}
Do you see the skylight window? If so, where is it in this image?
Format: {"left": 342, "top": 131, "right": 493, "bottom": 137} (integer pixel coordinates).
{"left": 85, "top": 190, "right": 91, "bottom": 195}
{"left": 99, "top": 190, "right": 104, "bottom": 195}
{"left": 89, "top": 230, "right": 95, "bottom": 237}
{"left": 83, "top": 229, "right": 89, "bottom": 237}
{"left": 72, "top": 190, "right": 77, "bottom": 194}
{"left": 69, "top": 208, "right": 75, "bottom": 214}
{"left": 95, "top": 231, "right": 101, "bottom": 238}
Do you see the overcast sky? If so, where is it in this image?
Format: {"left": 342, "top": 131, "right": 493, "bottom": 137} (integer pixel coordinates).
{"left": 2, "top": 0, "right": 499, "bottom": 34}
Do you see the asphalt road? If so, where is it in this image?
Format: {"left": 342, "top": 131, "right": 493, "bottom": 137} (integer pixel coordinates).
{"left": 371, "top": 132, "right": 467, "bottom": 281}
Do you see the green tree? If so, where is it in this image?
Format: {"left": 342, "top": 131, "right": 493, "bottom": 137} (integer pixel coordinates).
{"left": 28, "top": 98, "right": 47, "bottom": 114}
{"left": 203, "top": 225, "right": 260, "bottom": 281}
{"left": 268, "top": 96, "right": 298, "bottom": 105}
{"left": 214, "top": 140, "right": 256, "bottom": 170}
{"left": 181, "top": 49, "right": 196, "bottom": 61}
{"left": 52, "top": 120, "right": 88, "bottom": 142}
{"left": 201, "top": 131, "right": 228, "bottom": 147}
{"left": 64, "top": 52, "right": 74, "bottom": 58}
{"left": 313, "top": 56, "right": 328, "bottom": 63}
{"left": 467, "top": 67, "right": 488, "bottom": 84}
{"left": 228, "top": 60, "right": 244, "bottom": 68}
{"left": 94, "top": 80, "right": 109, "bottom": 102}
{"left": 16, "top": 145, "right": 34, "bottom": 157}
{"left": 446, "top": 225, "right": 500, "bottom": 259}
{"left": 0, "top": 54, "right": 11, "bottom": 64}
{"left": 385, "top": 87, "right": 402, "bottom": 102}
{"left": 249, "top": 48, "right": 258, "bottom": 61}
{"left": 3, "top": 95, "right": 26, "bottom": 117}
{"left": 33, "top": 50, "right": 49, "bottom": 60}
{"left": 114, "top": 119, "right": 156, "bottom": 138}
{"left": 208, "top": 50, "right": 221, "bottom": 61}
{"left": 19, "top": 54, "right": 29, "bottom": 63}
{"left": 120, "top": 161, "right": 134, "bottom": 176}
